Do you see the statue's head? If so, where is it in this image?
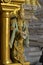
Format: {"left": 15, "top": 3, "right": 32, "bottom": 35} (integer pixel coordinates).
{"left": 18, "top": 5, "right": 24, "bottom": 19}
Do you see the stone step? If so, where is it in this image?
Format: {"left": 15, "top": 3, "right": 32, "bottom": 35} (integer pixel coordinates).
{"left": 24, "top": 51, "right": 42, "bottom": 56}
{"left": 23, "top": 47, "right": 42, "bottom": 63}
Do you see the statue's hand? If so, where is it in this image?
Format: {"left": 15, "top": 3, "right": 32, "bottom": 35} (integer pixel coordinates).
{"left": 10, "top": 42, "right": 12, "bottom": 48}
{"left": 20, "top": 31, "right": 27, "bottom": 39}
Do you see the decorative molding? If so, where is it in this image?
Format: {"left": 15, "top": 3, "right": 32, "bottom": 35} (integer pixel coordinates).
{"left": 1, "top": 3, "right": 20, "bottom": 11}
{"left": 1, "top": 0, "right": 11, "bottom": 3}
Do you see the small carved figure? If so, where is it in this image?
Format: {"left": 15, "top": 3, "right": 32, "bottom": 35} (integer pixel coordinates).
{"left": 10, "top": 4, "right": 29, "bottom": 64}
{"left": 10, "top": 10, "right": 25, "bottom": 63}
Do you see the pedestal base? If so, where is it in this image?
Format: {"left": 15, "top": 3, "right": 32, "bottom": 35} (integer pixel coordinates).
{"left": 1, "top": 62, "right": 30, "bottom": 65}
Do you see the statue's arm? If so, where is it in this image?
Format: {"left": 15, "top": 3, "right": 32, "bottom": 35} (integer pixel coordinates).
{"left": 10, "top": 18, "right": 18, "bottom": 48}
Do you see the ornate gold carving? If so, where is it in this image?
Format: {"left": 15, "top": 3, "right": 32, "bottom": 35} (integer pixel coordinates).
{"left": 0, "top": 0, "right": 30, "bottom": 65}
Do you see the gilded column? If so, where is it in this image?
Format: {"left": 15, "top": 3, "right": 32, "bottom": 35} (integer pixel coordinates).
{"left": 1, "top": 11, "right": 11, "bottom": 64}
{"left": 0, "top": 1, "right": 12, "bottom": 64}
